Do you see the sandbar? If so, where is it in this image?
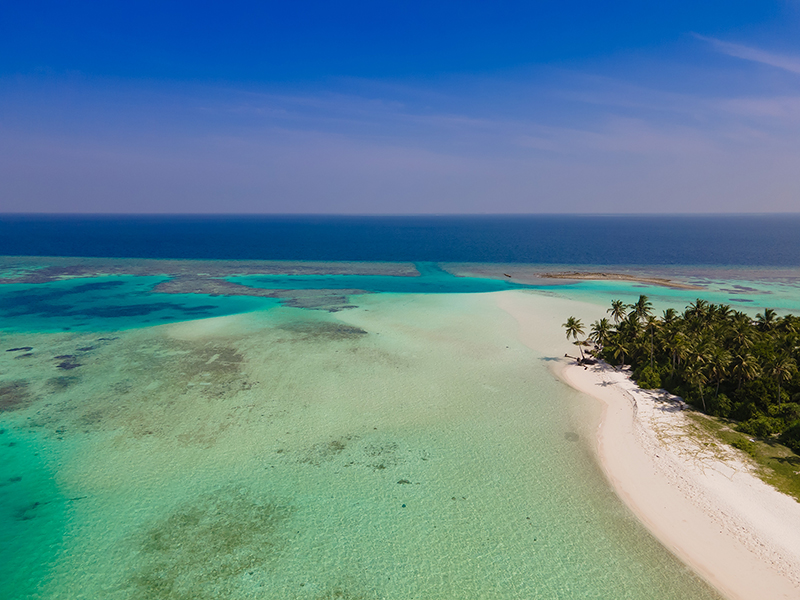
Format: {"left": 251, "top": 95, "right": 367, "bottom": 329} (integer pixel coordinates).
{"left": 444, "top": 263, "right": 702, "bottom": 290}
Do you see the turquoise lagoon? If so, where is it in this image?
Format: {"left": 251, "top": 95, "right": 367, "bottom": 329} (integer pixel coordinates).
{"left": 3, "top": 261, "right": 800, "bottom": 599}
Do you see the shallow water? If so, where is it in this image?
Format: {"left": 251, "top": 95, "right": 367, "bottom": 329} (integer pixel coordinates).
{"left": 3, "top": 259, "right": 799, "bottom": 599}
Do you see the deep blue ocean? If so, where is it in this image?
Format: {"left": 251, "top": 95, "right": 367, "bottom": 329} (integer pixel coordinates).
{"left": 3, "top": 214, "right": 800, "bottom": 265}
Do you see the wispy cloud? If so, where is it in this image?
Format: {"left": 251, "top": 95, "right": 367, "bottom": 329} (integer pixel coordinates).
{"left": 5, "top": 68, "right": 800, "bottom": 213}
{"left": 695, "top": 34, "right": 800, "bottom": 75}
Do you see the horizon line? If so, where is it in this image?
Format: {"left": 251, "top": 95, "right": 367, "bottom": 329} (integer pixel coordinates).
{"left": 3, "top": 212, "right": 800, "bottom": 218}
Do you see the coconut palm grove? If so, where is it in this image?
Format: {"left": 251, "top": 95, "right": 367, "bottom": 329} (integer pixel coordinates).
{"left": 565, "top": 297, "right": 800, "bottom": 452}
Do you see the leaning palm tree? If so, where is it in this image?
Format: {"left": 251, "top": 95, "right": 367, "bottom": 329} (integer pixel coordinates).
{"left": 563, "top": 316, "right": 586, "bottom": 360}
{"left": 608, "top": 300, "right": 627, "bottom": 325}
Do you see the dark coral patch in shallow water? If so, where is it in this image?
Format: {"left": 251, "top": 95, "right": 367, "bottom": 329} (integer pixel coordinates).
{"left": 278, "top": 322, "right": 367, "bottom": 342}
{"left": 125, "top": 488, "right": 294, "bottom": 600}
{"left": 56, "top": 361, "right": 81, "bottom": 370}
{"left": 47, "top": 375, "right": 78, "bottom": 391}
{"left": 300, "top": 439, "right": 350, "bottom": 466}
{"left": 15, "top": 500, "right": 46, "bottom": 521}
{"left": 0, "top": 380, "right": 32, "bottom": 412}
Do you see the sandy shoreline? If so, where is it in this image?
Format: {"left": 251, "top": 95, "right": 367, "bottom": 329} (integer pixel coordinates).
{"left": 558, "top": 360, "right": 800, "bottom": 600}
{"left": 494, "top": 290, "right": 800, "bottom": 599}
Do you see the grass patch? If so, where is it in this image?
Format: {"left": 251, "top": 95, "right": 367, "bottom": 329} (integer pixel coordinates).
{"left": 687, "top": 412, "right": 800, "bottom": 503}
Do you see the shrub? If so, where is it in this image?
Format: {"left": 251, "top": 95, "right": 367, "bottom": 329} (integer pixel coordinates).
{"left": 707, "top": 393, "right": 732, "bottom": 418}
{"left": 777, "top": 402, "right": 800, "bottom": 423}
{"left": 635, "top": 365, "right": 662, "bottom": 390}
{"left": 730, "top": 401, "right": 759, "bottom": 423}
{"left": 780, "top": 421, "right": 800, "bottom": 454}
{"left": 731, "top": 437, "right": 757, "bottom": 457}
{"left": 736, "top": 416, "right": 782, "bottom": 438}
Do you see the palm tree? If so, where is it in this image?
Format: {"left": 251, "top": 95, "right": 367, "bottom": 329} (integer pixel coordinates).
{"left": 606, "top": 336, "right": 629, "bottom": 369}
{"left": 757, "top": 308, "right": 778, "bottom": 332}
{"left": 770, "top": 357, "right": 797, "bottom": 404}
{"left": 708, "top": 347, "right": 731, "bottom": 398}
{"left": 608, "top": 300, "right": 627, "bottom": 324}
{"left": 589, "top": 318, "right": 612, "bottom": 349}
{"left": 715, "top": 304, "right": 733, "bottom": 322}
{"left": 662, "top": 308, "right": 678, "bottom": 325}
{"left": 779, "top": 314, "right": 800, "bottom": 336}
{"left": 618, "top": 310, "right": 642, "bottom": 338}
{"left": 563, "top": 316, "right": 586, "bottom": 360}
{"left": 631, "top": 295, "right": 653, "bottom": 323}
{"left": 667, "top": 330, "right": 689, "bottom": 377}
{"left": 730, "top": 353, "right": 761, "bottom": 390}
{"left": 685, "top": 340, "right": 713, "bottom": 411}
{"left": 685, "top": 363, "right": 709, "bottom": 412}
{"left": 729, "top": 320, "right": 754, "bottom": 351}
{"left": 685, "top": 299, "right": 709, "bottom": 321}
{"left": 645, "top": 314, "right": 660, "bottom": 370}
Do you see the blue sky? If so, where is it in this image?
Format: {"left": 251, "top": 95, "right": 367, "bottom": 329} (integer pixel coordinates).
{"left": 2, "top": 1, "right": 800, "bottom": 213}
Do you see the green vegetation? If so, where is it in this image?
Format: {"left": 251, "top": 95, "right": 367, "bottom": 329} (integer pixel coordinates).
{"left": 687, "top": 413, "right": 800, "bottom": 502}
{"left": 564, "top": 296, "right": 800, "bottom": 452}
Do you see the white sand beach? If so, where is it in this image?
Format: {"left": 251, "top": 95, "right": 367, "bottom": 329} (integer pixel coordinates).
{"left": 498, "top": 290, "right": 800, "bottom": 600}
{"left": 559, "top": 362, "right": 800, "bottom": 600}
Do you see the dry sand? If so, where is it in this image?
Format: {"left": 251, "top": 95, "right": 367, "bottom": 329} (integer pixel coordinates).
{"left": 560, "top": 362, "right": 800, "bottom": 600}
{"left": 497, "top": 290, "right": 800, "bottom": 600}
